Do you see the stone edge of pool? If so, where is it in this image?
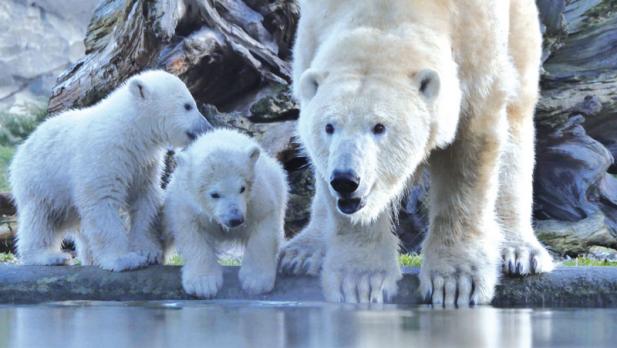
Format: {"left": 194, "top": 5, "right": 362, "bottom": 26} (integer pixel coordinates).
{"left": 0, "top": 265, "right": 616, "bottom": 307}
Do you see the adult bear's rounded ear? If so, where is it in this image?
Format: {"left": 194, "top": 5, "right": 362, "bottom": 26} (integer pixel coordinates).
{"left": 129, "top": 77, "right": 149, "bottom": 100}
{"left": 298, "top": 69, "right": 328, "bottom": 102}
{"left": 415, "top": 69, "right": 440, "bottom": 102}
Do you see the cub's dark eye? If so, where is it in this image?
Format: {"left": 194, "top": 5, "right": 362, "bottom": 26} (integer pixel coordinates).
{"left": 184, "top": 103, "right": 193, "bottom": 111}
{"left": 210, "top": 192, "right": 220, "bottom": 199}
{"left": 325, "top": 123, "right": 334, "bottom": 135}
{"left": 239, "top": 186, "right": 246, "bottom": 193}
{"left": 372, "top": 123, "right": 386, "bottom": 135}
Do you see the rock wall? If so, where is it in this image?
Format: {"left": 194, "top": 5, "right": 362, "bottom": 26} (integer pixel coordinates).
{"left": 0, "top": 0, "right": 99, "bottom": 112}
{"left": 45, "top": 0, "right": 617, "bottom": 256}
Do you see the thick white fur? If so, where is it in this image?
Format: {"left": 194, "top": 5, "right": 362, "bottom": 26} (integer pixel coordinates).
{"left": 164, "top": 129, "right": 288, "bottom": 298}
{"left": 10, "top": 70, "right": 211, "bottom": 271}
{"left": 280, "top": 0, "right": 553, "bottom": 305}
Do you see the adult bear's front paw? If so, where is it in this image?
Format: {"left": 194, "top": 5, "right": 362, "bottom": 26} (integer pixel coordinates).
{"left": 419, "top": 239, "right": 499, "bottom": 307}
{"left": 278, "top": 233, "right": 325, "bottom": 276}
{"left": 322, "top": 261, "right": 402, "bottom": 304}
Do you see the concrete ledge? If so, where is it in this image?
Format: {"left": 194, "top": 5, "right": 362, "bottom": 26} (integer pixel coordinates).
{"left": 0, "top": 265, "right": 616, "bottom": 307}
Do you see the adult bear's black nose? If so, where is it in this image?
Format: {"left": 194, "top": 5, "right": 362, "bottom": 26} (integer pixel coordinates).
{"left": 330, "top": 170, "right": 360, "bottom": 194}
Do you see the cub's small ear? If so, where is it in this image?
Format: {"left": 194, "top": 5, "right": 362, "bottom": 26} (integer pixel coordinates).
{"left": 415, "top": 69, "right": 440, "bottom": 101}
{"left": 129, "top": 77, "right": 149, "bottom": 100}
{"left": 298, "top": 69, "right": 328, "bottom": 102}
{"left": 248, "top": 145, "right": 260, "bottom": 165}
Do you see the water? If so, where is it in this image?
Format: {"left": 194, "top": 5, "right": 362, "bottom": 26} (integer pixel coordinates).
{"left": 0, "top": 301, "right": 614, "bottom": 348}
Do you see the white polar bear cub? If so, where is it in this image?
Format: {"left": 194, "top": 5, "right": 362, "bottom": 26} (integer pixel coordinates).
{"left": 10, "top": 70, "right": 212, "bottom": 271}
{"left": 164, "top": 129, "right": 288, "bottom": 298}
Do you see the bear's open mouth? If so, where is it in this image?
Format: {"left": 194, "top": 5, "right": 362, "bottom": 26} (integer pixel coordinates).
{"left": 337, "top": 197, "right": 365, "bottom": 214}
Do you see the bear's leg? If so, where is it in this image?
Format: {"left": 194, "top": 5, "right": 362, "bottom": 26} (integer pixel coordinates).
{"left": 321, "top": 208, "right": 402, "bottom": 304}
{"left": 81, "top": 202, "right": 148, "bottom": 272}
{"left": 176, "top": 218, "right": 223, "bottom": 298}
{"left": 420, "top": 102, "right": 507, "bottom": 307}
{"left": 239, "top": 215, "right": 283, "bottom": 295}
{"left": 498, "top": 0, "right": 553, "bottom": 276}
{"left": 279, "top": 178, "right": 328, "bottom": 276}
{"left": 16, "top": 204, "right": 71, "bottom": 265}
{"left": 498, "top": 109, "right": 553, "bottom": 275}
{"left": 128, "top": 185, "right": 163, "bottom": 265}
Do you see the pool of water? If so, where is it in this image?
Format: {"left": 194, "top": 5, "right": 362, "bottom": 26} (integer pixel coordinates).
{"left": 0, "top": 301, "right": 614, "bottom": 348}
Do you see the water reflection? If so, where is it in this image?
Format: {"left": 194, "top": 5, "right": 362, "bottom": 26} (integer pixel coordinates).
{"left": 0, "top": 301, "right": 615, "bottom": 348}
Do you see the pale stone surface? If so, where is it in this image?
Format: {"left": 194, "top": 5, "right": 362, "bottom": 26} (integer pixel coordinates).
{"left": 0, "top": 0, "right": 98, "bottom": 112}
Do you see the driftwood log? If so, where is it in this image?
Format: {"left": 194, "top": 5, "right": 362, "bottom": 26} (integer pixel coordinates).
{"left": 21, "top": 0, "right": 615, "bottom": 255}
{"left": 0, "top": 193, "right": 15, "bottom": 217}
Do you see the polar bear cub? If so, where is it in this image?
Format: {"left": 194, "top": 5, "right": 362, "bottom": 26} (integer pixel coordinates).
{"left": 164, "top": 129, "right": 288, "bottom": 298}
{"left": 10, "top": 70, "right": 212, "bottom": 271}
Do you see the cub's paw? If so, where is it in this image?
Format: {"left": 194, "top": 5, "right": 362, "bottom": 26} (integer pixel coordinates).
{"left": 21, "top": 251, "right": 72, "bottom": 266}
{"left": 130, "top": 235, "right": 164, "bottom": 265}
{"left": 419, "top": 246, "right": 498, "bottom": 307}
{"left": 278, "top": 234, "right": 325, "bottom": 276}
{"left": 239, "top": 266, "right": 276, "bottom": 295}
{"left": 133, "top": 245, "right": 164, "bottom": 265}
{"left": 322, "top": 266, "right": 402, "bottom": 304}
{"left": 182, "top": 270, "right": 223, "bottom": 298}
{"left": 97, "top": 252, "right": 149, "bottom": 272}
{"left": 502, "top": 239, "right": 554, "bottom": 276}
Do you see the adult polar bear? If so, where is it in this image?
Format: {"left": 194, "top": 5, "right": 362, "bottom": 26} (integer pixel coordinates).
{"left": 280, "top": 0, "right": 554, "bottom": 305}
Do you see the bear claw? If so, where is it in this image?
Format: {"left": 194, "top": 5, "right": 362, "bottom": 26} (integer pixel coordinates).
{"left": 278, "top": 237, "right": 325, "bottom": 276}
{"left": 420, "top": 249, "right": 497, "bottom": 307}
{"left": 183, "top": 272, "right": 223, "bottom": 298}
{"left": 502, "top": 242, "right": 554, "bottom": 276}
{"left": 323, "top": 270, "right": 398, "bottom": 304}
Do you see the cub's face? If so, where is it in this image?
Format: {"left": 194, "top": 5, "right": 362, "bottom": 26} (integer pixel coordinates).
{"left": 297, "top": 70, "right": 440, "bottom": 224}
{"left": 193, "top": 147, "right": 260, "bottom": 229}
{"left": 129, "top": 71, "right": 212, "bottom": 148}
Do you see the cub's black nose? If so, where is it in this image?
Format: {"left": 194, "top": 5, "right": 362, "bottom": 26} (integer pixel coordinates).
{"left": 330, "top": 170, "right": 360, "bottom": 194}
{"left": 227, "top": 217, "right": 244, "bottom": 228}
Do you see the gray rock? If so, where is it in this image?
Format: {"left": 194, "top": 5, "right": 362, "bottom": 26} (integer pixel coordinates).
{"left": 1, "top": 265, "right": 617, "bottom": 307}
{"left": 535, "top": 212, "right": 617, "bottom": 255}
{"left": 0, "top": 0, "right": 98, "bottom": 112}
{"left": 587, "top": 246, "right": 617, "bottom": 262}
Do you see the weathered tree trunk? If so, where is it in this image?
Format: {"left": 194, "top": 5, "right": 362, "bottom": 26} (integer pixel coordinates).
{"left": 43, "top": 0, "right": 617, "bottom": 255}
{"left": 532, "top": 0, "right": 617, "bottom": 255}
{"left": 48, "top": 0, "right": 309, "bottom": 235}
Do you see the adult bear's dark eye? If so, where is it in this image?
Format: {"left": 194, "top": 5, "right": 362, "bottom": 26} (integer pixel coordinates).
{"left": 372, "top": 123, "right": 386, "bottom": 135}
{"left": 210, "top": 192, "right": 220, "bottom": 199}
{"left": 239, "top": 186, "right": 245, "bottom": 193}
{"left": 325, "top": 123, "right": 334, "bottom": 134}
{"left": 184, "top": 103, "right": 193, "bottom": 111}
